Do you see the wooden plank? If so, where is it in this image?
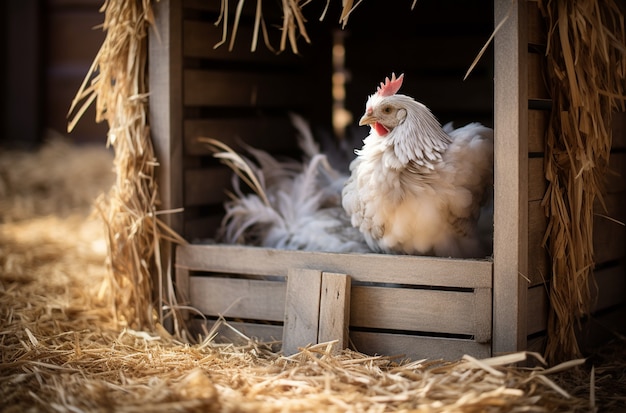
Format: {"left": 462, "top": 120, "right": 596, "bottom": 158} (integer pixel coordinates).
{"left": 528, "top": 109, "right": 548, "bottom": 153}
{"left": 175, "top": 263, "right": 191, "bottom": 322}
{"left": 183, "top": 20, "right": 301, "bottom": 64}
{"left": 528, "top": 0, "right": 546, "bottom": 46}
{"left": 473, "top": 288, "right": 493, "bottom": 343}
{"left": 592, "top": 263, "right": 626, "bottom": 312}
{"left": 527, "top": 284, "right": 549, "bottom": 335}
{"left": 577, "top": 305, "right": 626, "bottom": 351}
{"left": 528, "top": 52, "right": 548, "bottom": 100}
{"left": 182, "top": 215, "right": 223, "bottom": 242}
{"left": 190, "top": 319, "right": 283, "bottom": 348}
{"left": 184, "top": 167, "right": 232, "bottom": 207}
{"left": 176, "top": 244, "right": 493, "bottom": 289}
{"left": 188, "top": 276, "right": 286, "bottom": 321}
{"left": 350, "top": 286, "right": 477, "bottom": 336}
{"left": 493, "top": 0, "right": 529, "bottom": 354}
{"left": 282, "top": 269, "right": 322, "bottom": 355}
{"left": 150, "top": 0, "right": 184, "bottom": 326}
{"left": 606, "top": 152, "right": 626, "bottom": 194}
{"left": 612, "top": 112, "right": 626, "bottom": 149}
{"left": 594, "top": 192, "right": 626, "bottom": 264}
{"left": 318, "top": 273, "right": 351, "bottom": 352}
{"left": 526, "top": 262, "right": 626, "bottom": 336}
{"left": 350, "top": 332, "right": 491, "bottom": 361}
{"left": 184, "top": 69, "right": 313, "bottom": 108}
{"left": 528, "top": 157, "right": 547, "bottom": 202}
{"left": 528, "top": 200, "right": 549, "bottom": 286}
{"left": 184, "top": 118, "right": 299, "bottom": 157}
{"left": 5, "top": 0, "right": 41, "bottom": 147}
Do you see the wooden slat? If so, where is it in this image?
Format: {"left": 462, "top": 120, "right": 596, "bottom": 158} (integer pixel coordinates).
{"left": 190, "top": 319, "right": 283, "bottom": 347}
{"left": 612, "top": 112, "right": 626, "bottom": 149}
{"left": 474, "top": 288, "right": 493, "bottom": 343}
{"left": 606, "top": 152, "right": 626, "bottom": 193}
{"left": 577, "top": 305, "right": 626, "bottom": 350}
{"left": 184, "top": 70, "right": 314, "bottom": 108}
{"left": 176, "top": 244, "right": 493, "bottom": 289}
{"left": 188, "top": 276, "right": 286, "bottom": 321}
{"left": 183, "top": 20, "right": 301, "bottom": 64}
{"left": 528, "top": 109, "right": 548, "bottom": 153}
{"left": 350, "top": 332, "right": 491, "bottom": 361}
{"left": 526, "top": 261, "right": 626, "bottom": 336}
{"left": 528, "top": 200, "right": 549, "bottom": 286}
{"left": 282, "top": 269, "right": 322, "bottom": 355}
{"left": 594, "top": 192, "right": 626, "bottom": 264}
{"left": 350, "top": 286, "right": 480, "bottom": 337}
{"left": 528, "top": 52, "right": 548, "bottom": 100}
{"left": 528, "top": 157, "right": 546, "bottom": 202}
{"left": 184, "top": 118, "right": 299, "bottom": 157}
{"left": 592, "top": 263, "right": 626, "bottom": 312}
{"left": 183, "top": 215, "right": 222, "bottom": 242}
{"left": 184, "top": 167, "right": 232, "bottom": 207}
{"left": 528, "top": 0, "right": 546, "bottom": 46}
{"left": 527, "top": 284, "right": 549, "bottom": 335}
{"left": 318, "top": 273, "right": 351, "bottom": 352}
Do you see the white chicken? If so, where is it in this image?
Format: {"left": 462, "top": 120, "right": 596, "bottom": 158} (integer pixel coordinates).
{"left": 342, "top": 73, "right": 494, "bottom": 258}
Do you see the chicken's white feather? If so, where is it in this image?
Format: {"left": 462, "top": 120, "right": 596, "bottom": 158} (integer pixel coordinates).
{"left": 343, "top": 74, "right": 494, "bottom": 258}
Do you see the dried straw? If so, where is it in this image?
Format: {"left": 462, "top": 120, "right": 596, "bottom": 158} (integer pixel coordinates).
{"left": 3, "top": 128, "right": 624, "bottom": 412}
{"left": 67, "top": 0, "right": 183, "bottom": 333}
{"left": 538, "top": 0, "right": 626, "bottom": 364}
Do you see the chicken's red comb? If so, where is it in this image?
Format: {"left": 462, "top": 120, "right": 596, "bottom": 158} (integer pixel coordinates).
{"left": 376, "top": 73, "right": 404, "bottom": 97}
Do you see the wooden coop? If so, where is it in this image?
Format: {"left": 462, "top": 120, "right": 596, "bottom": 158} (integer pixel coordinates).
{"left": 149, "top": 0, "right": 626, "bottom": 361}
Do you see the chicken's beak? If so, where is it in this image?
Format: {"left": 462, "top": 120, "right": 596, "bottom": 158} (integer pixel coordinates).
{"left": 359, "top": 113, "right": 376, "bottom": 126}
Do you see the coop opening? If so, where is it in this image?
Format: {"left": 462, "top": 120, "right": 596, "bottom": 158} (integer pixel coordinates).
{"left": 180, "top": 0, "right": 495, "bottom": 260}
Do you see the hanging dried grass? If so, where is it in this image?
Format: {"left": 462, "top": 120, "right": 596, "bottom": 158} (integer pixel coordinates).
{"left": 67, "top": 0, "right": 184, "bottom": 333}
{"left": 538, "top": 0, "right": 626, "bottom": 364}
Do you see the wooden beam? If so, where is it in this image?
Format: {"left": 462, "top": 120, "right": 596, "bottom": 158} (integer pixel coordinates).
{"left": 149, "top": 0, "right": 184, "bottom": 325}
{"left": 493, "top": 0, "right": 529, "bottom": 355}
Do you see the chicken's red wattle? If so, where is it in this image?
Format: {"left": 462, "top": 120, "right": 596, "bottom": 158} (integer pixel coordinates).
{"left": 374, "top": 122, "right": 389, "bottom": 136}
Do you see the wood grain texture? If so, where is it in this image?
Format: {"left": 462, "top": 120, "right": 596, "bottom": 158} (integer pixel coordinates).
{"left": 183, "top": 70, "right": 314, "bottom": 108}
{"left": 188, "top": 276, "right": 286, "bottom": 321}
{"left": 176, "top": 244, "right": 493, "bottom": 289}
{"left": 318, "top": 273, "right": 351, "bottom": 352}
{"left": 350, "top": 332, "right": 491, "bottom": 361}
{"left": 282, "top": 269, "right": 322, "bottom": 355}
{"left": 493, "top": 0, "right": 529, "bottom": 354}
{"left": 350, "top": 286, "right": 481, "bottom": 337}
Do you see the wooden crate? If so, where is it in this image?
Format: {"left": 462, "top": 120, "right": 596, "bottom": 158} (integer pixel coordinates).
{"left": 150, "top": 0, "right": 626, "bottom": 359}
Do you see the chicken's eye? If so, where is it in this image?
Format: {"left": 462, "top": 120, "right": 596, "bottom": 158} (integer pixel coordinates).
{"left": 382, "top": 106, "right": 392, "bottom": 114}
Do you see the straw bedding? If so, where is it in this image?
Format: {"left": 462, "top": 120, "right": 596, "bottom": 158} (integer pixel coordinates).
{"left": 2, "top": 139, "right": 626, "bottom": 413}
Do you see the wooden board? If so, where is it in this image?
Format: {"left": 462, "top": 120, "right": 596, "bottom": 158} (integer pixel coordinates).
{"left": 350, "top": 332, "right": 491, "bottom": 361}
{"left": 350, "top": 286, "right": 490, "bottom": 339}
{"left": 177, "top": 244, "right": 493, "bottom": 289}
{"left": 282, "top": 268, "right": 323, "bottom": 355}
{"left": 526, "top": 261, "right": 626, "bottom": 336}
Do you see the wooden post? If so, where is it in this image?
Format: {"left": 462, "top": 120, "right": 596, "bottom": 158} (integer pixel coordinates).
{"left": 149, "top": 0, "right": 184, "bottom": 327}
{"left": 492, "top": 0, "right": 529, "bottom": 355}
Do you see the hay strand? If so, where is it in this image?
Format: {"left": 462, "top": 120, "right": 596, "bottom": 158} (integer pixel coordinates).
{"left": 66, "top": 0, "right": 184, "bottom": 334}
{"left": 538, "top": 0, "right": 626, "bottom": 363}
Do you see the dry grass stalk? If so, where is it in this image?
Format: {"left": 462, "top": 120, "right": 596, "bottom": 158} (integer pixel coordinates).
{"left": 4, "top": 141, "right": 624, "bottom": 412}
{"left": 538, "top": 0, "right": 626, "bottom": 363}
{"left": 211, "top": 0, "right": 406, "bottom": 53}
{"left": 67, "top": 0, "right": 184, "bottom": 334}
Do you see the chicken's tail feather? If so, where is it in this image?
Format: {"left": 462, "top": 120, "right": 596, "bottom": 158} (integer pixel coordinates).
{"left": 199, "top": 137, "right": 271, "bottom": 207}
